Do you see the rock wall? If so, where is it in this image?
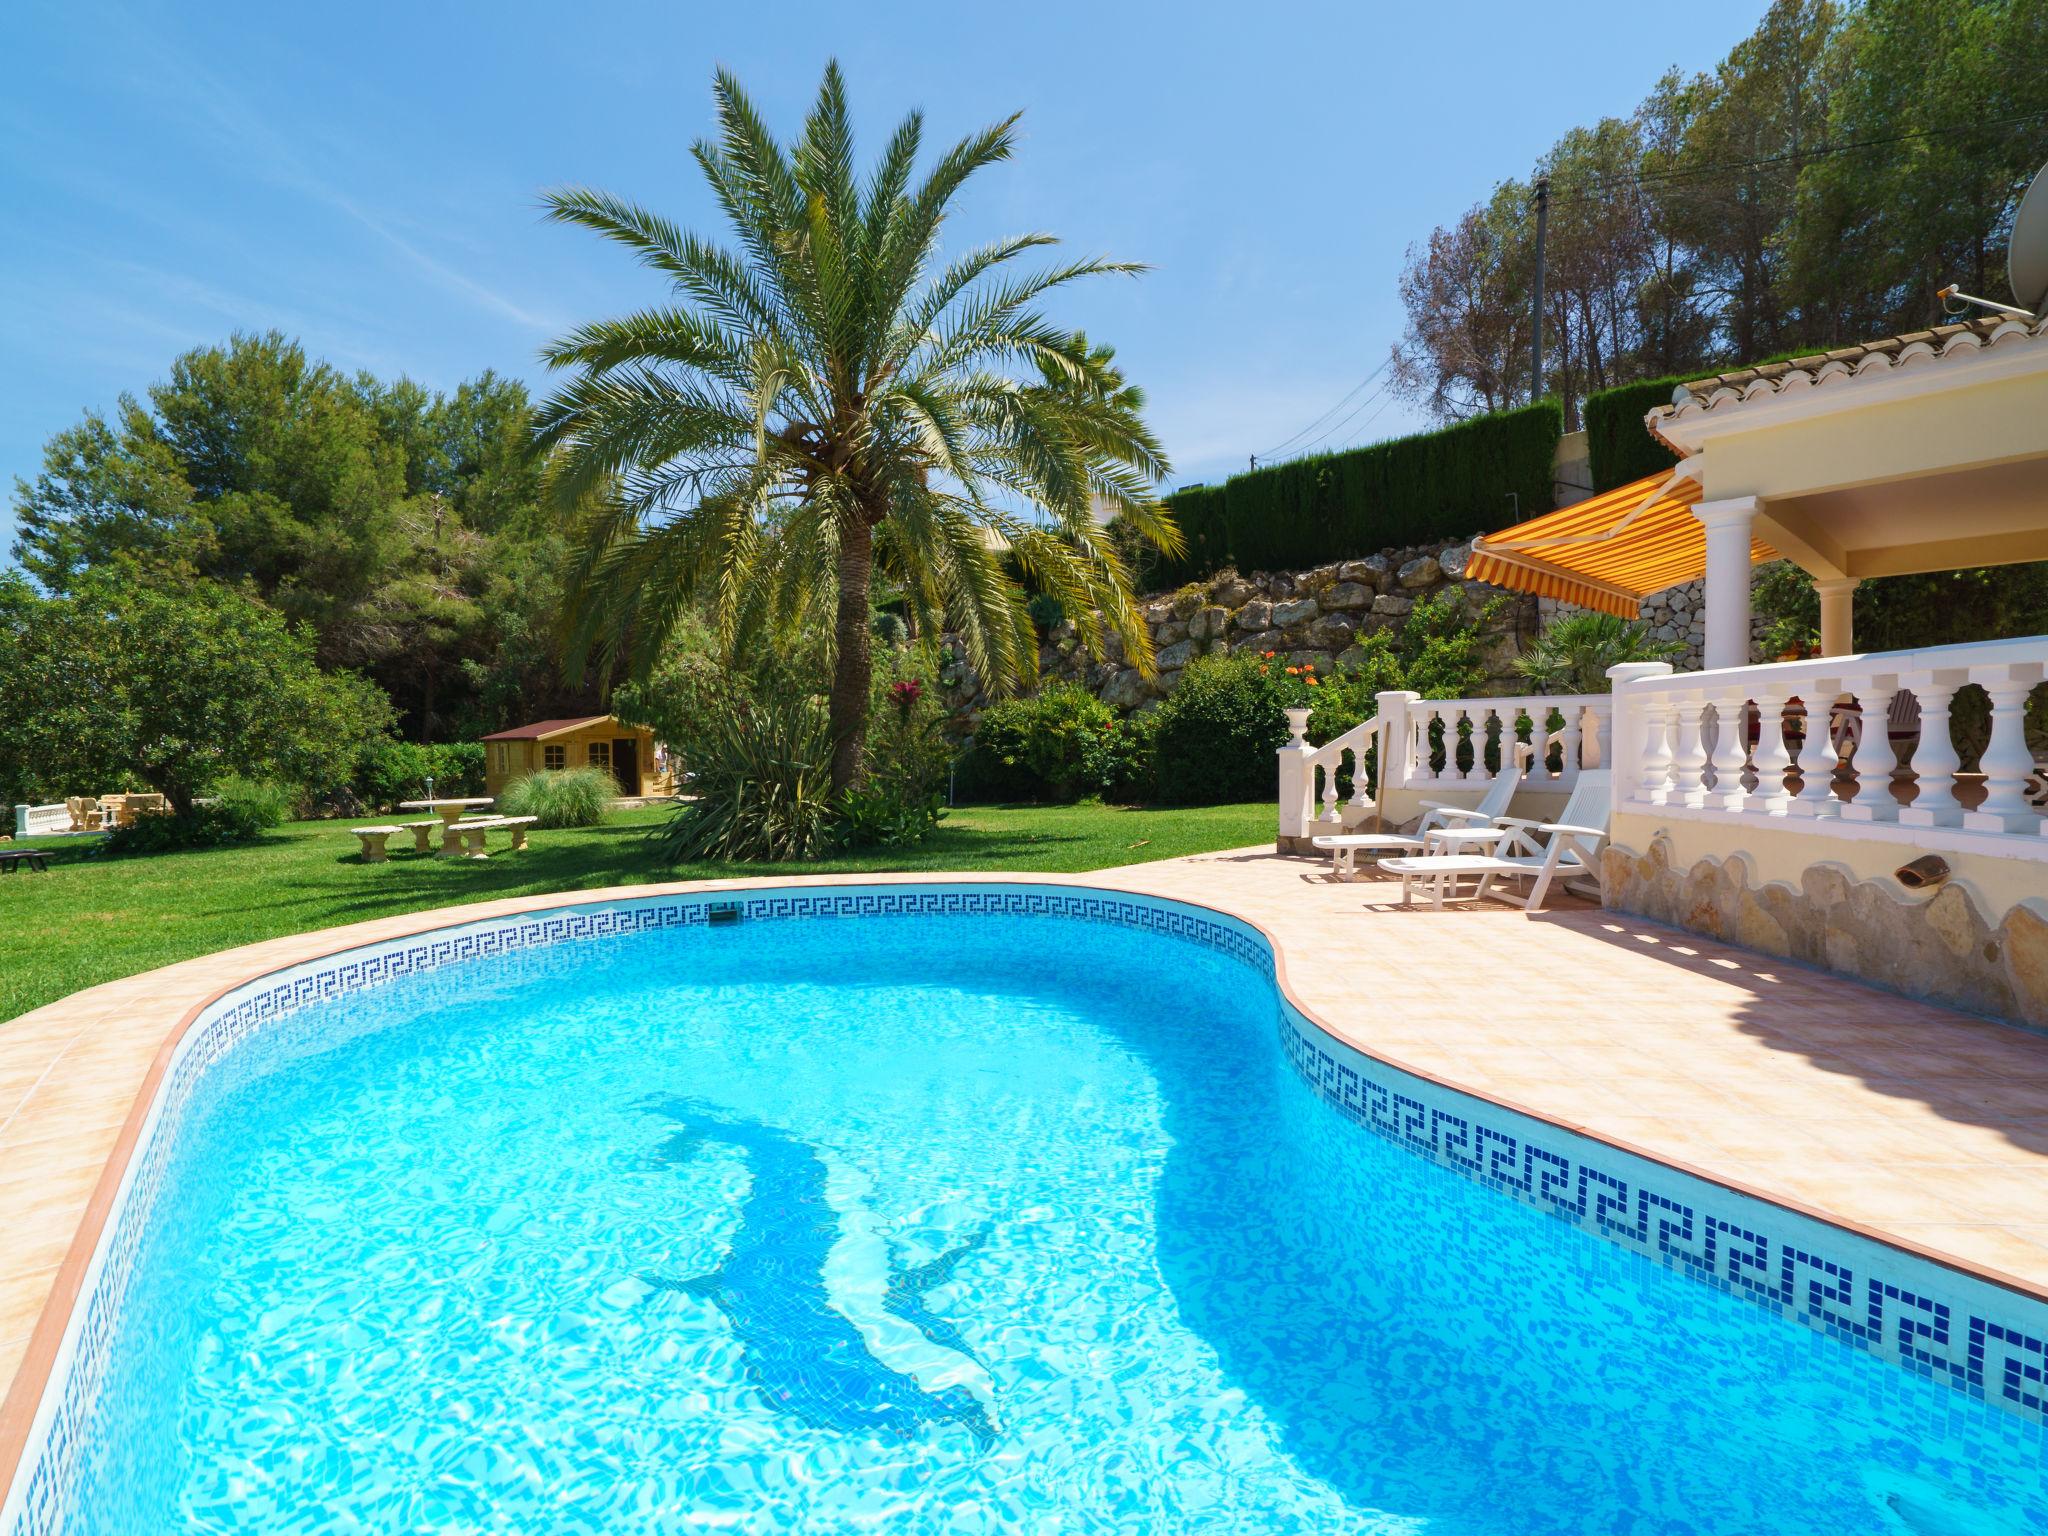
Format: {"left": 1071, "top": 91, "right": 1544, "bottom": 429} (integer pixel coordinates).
{"left": 939, "top": 536, "right": 1539, "bottom": 717}
{"left": 1602, "top": 837, "right": 2048, "bottom": 1030}
{"left": 937, "top": 537, "right": 1765, "bottom": 717}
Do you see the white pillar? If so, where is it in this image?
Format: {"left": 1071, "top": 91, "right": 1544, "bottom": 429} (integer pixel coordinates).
{"left": 1606, "top": 661, "right": 1676, "bottom": 809}
{"left": 1277, "top": 707, "right": 1316, "bottom": 848}
{"left": 1693, "top": 497, "right": 1759, "bottom": 672}
{"left": 1815, "top": 577, "right": 1859, "bottom": 658}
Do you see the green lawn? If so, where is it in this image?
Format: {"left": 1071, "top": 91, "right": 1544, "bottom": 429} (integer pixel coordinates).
{"left": 2, "top": 801, "right": 1271, "bottom": 1024}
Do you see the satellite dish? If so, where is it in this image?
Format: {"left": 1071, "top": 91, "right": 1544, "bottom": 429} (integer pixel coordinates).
{"left": 2012, "top": 158, "right": 2048, "bottom": 316}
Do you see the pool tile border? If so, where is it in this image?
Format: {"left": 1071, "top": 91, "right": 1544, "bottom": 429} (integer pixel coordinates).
{"left": 5, "top": 878, "right": 2048, "bottom": 1530}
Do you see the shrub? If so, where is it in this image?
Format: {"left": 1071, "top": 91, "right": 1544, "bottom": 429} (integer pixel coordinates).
{"left": 658, "top": 688, "right": 837, "bottom": 862}
{"left": 1513, "top": 612, "right": 1684, "bottom": 693}
{"left": 212, "top": 775, "right": 293, "bottom": 829}
{"left": 1148, "top": 652, "right": 1298, "bottom": 804}
{"left": 832, "top": 779, "right": 947, "bottom": 849}
{"left": 1083, "top": 709, "right": 1159, "bottom": 804}
{"left": 963, "top": 684, "right": 1115, "bottom": 802}
{"left": 355, "top": 740, "right": 487, "bottom": 810}
{"left": 500, "top": 766, "right": 615, "bottom": 829}
{"left": 103, "top": 800, "right": 268, "bottom": 856}
{"left": 1025, "top": 592, "right": 1065, "bottom": 634}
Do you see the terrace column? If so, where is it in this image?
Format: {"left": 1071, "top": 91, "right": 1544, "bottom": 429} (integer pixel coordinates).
{"left": 1277, "top": 708, "right": 1316, "bottom": 849}
{"left": 1692, "top": 496, "right": 1760, "bottom": 672}
{"left": 1815, "top": 577, "right": 1860, "bottom": 657}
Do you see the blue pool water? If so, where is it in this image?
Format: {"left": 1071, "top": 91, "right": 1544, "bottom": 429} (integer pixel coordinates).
{"left": 56, "top": 900, "right": 2048, "bottom": 1533}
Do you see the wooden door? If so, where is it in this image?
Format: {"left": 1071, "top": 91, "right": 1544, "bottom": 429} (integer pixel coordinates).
{"left": 610, "top": 738, "right": 639, "bottom": 795}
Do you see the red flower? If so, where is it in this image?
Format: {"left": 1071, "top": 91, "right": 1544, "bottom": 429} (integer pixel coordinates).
{"left": 887, "top": 678, "right": 923, "bottom": 716}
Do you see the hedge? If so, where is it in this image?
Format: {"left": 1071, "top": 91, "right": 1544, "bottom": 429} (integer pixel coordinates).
{"left": 1149, "top": 399, "right": 1562, "bottom": 587}
{"left": 1583, "top": 377, "right": 1684, "bottom": 492}
{"left": 1154, "top": 483, "right": 1229, "bottom": 589}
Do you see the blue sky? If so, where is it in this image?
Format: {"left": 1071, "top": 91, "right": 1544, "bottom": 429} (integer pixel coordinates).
{"left": 2, "top": 1, "right": 1767, "bottom": 555}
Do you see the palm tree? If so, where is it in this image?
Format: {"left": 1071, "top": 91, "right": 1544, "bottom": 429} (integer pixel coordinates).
{"left": 534, "top": 63, "right": 1178, "bottom": 792}
{"left": 1513, "top": 610, "right": 1684, "bottom": 693}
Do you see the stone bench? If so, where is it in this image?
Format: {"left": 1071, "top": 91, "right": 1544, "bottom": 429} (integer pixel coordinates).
{"left": 449, "top": 815, "right": 540, "bottom": 858}
{"left": 349, "top": 825, "right": 407, "bottom": 863}
{"left": 398, "top": 819, "right": 445, "bottom": 853}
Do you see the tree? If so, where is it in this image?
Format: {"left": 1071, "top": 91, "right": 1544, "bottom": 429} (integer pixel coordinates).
{"left": 11, "top": 334, "right": 569, "bottom": 741}
{"left": 0, "top": 575, "right": 390, "bottom": 814}
{"left": 534, "top": 63, "right": 1177, "bottom": 793}
{"left": 1787, "top": 0, "right": 2048, "bottom": 338}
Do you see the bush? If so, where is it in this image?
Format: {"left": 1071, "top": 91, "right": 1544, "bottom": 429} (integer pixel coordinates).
{"left": 500, "top": 766, "right": 615, "bottom": 829}
{"left": 212, "top": 775, "right": 293, "bottom": 829}
{"left": 355, "top": 740, "right": 487, "bottom": 810}
{"left": 1148, "top": 653, "right": 1298, "bottom": 805}
{"left": 1583, "top": 378, "right": 1686, "bottom": 492}
{"left": 658, "top": 687, "right": 837, "bottom": 862}
{"left": 1083, "top": 709, "right": 1159, "bottom": 804}
{"left": 103, "top": 801, "right": 269, "bottom": 856}
{"left": 832, "top": 779, "right": 947, "bottom": 849}
{"left": 1025, "top": 592, "right": 1065, "bottom": 634}
{"left": 964, "top": 684, "right": 1116, "bottom": 802}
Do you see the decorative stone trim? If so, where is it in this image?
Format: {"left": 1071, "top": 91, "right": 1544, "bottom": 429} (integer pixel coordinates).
{"left": 1601, "top": 836, "right": 2048, "bottom": 1030}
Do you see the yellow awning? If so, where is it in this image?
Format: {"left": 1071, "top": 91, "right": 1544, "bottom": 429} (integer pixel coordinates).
{"left": 1464, "top": 471, "right": 1777, "bottom": 618}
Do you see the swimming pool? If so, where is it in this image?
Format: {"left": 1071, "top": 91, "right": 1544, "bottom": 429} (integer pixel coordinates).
{"left": 6, "top": 884, "right": 2047, "bottom": 1533}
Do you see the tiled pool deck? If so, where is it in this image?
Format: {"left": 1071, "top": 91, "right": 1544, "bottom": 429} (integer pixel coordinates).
{"left": 6, "top": 848, "right": 2048, "bottom": 1455}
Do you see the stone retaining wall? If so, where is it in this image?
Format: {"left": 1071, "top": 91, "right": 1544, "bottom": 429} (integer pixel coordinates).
{"left": 938, "top": 536, "right": 1759, "bottom": 717}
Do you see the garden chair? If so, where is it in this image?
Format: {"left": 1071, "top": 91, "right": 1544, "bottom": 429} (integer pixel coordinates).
{"left": 1309, "top": 743, "right": 1532, "bottom": 880}
{"left": 1379, "top": 771, "right": 1612, "bottom": 913}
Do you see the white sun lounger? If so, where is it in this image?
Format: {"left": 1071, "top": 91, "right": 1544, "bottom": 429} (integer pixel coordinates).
{"left": 1310, "top": 743, "right": 1532, "bottom": 879}
{"left": 1380, "top": 770, "right": 1611, "bottom": 912}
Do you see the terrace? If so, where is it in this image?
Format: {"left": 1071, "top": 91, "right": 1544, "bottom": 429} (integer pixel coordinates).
{"left": 1287, "top": 313, "right": 2048, "bottom": 1030}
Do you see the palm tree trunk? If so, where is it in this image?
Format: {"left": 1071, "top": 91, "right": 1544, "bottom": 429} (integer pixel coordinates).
{"left": 827, "top": 518, "right": 875, "bottom": 793}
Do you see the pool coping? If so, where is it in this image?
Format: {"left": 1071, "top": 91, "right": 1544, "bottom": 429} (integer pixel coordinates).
{"left": 6, "top": 866, "right": 2048, "bottom": 1503}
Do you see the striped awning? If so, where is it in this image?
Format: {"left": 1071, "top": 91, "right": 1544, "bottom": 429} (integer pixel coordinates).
{"left": 1464, "top": 470, "right": 1778, "bottom": 618}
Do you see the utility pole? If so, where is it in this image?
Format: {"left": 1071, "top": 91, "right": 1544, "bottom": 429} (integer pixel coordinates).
{"left": 1529, "top": 175, "right": 1550, "bottom": 406}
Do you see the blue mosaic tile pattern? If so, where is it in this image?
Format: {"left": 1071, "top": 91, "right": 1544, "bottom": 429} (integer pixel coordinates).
{"left": 1276, "top": 1005, "right": 2048, "bottom": 1422}
{"left": 4, "top": 880, "right": 2046, "bottom": 1534}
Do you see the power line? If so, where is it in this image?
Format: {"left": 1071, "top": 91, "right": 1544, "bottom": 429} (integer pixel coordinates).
{"left": 1252, "top": 357, "right": 1391, "bottom": 462}
{"left": 1258, "top": 375, "right": 1397, "bottom": 468}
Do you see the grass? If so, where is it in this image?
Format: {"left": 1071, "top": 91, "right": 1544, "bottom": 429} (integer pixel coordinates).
{"left": 2, "top": 800, "right": 1272, "bottom": 1024}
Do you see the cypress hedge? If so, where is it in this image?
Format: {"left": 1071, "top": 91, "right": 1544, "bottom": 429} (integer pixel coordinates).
{"left": 1207, "top": 398, "right": 1562, "bottom": 577}
{"left": 1583, "top": 378, "right": 1684, "bottom": 493}
{"left": 1154, "top": 483, "right": 1230, "bottom": 588}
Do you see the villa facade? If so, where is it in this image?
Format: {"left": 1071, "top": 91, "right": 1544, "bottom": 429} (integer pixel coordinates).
{"left": 1287, "top": 315, "right": 2048, "bottom": 1027}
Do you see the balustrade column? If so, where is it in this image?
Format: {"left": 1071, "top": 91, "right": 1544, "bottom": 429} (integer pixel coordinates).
{"left": 1964, "top": 674, "right": 2047, "bottom": 833}
{"left": 1671, "top": 697, "right": 1708, "bottom": 808}
{"left": 1558, "top": 706, "right": 1584, "bottom": 783}
{"left": 1527, "top": 706, "right": 1550, "bottom": 782}
{"left": 1637, "top": 696, "right": 1675, "bottom": 804}
{"left": 1897, "top": 678, "right": 1962, "bottom": 828}
{"left": 1447, "top": 706, "right": 1471, "bottom": 782}
{"left": 1788, "top": 688, "right": 1840, "bottom": 816}
{"left": 1749, "top": 688, "right": 1793, "bottom": 813}
{"left": 1708, "top": 692, "right": 1753, "bottom": 811}
{"left": 1840, "top": 683, "right": 1900, "bottom": 823}
{"left": 1473, "top": 706, "right": 1500, "bottom": 782}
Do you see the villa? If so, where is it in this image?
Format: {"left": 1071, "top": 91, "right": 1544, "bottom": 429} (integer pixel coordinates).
{"left": 7, "top": 17, "right": 2048, "bottom": 1531}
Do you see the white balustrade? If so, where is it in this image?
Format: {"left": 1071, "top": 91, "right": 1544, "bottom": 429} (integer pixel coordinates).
{"left": 1277, "top": 708, "right": 1382, "bottom": 845}
{"left": 1380, "top": 690, "right": 1612, "bottom": 793}
{"left": 1611, "top": 635, "right": 2048, "bottom": 855}
{"left": 13, "top": 802, "right": 70, "bottom": 838}
{"left": 1277, "top": 688, "right": 1618, "bottom": 845}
